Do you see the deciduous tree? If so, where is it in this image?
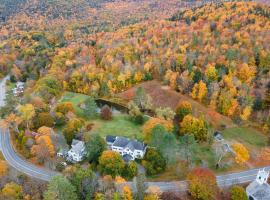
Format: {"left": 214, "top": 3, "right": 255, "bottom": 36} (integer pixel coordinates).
{"left": 187, "top": 168, "right": 219, "bottom": 200}
{"left": 98, "top": 151, "right": 125, "bottom": 178}
{"left": 232, "top": 143, "right": 250, "bottom": 164}
{"left": 44, "top": 176, "right": 78, "bottom": 200}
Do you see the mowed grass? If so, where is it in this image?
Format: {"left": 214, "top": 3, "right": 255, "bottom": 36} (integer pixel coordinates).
{"left": 90, "top": 114, "right": 143, "bottom": 140}
{"left": 223, "top": 127, "right": 267, "bottom": 149}
{"left": 60, "top": 92, "right": 90, "bottom": 117}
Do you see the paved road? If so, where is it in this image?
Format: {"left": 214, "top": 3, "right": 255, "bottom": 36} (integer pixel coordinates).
{"left": 0, "top": 128, "right": 59, "bottom": 181}
{"left": 0, "top": 76, "right": 268, "bottom": 190}
{"left": 0, "top": 76, "right": 9, "bottom": 107}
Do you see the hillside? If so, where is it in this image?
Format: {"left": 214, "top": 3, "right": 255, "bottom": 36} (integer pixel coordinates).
{"left": 0, "top": 1, "right": 269, "bottom": 129}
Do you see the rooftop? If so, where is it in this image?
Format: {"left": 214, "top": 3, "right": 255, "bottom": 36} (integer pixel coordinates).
{"left": 108, "top": 136, "right": 146, "bottom": 151}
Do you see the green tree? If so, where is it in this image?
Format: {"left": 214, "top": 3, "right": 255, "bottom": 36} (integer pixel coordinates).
{"left": 83, "top": 97, "right": 98, "bottom": 119}
{"left": 124, "top": 161, "right": 138, "bottom": 179}
{"left": 230, "top": 186, "right": 248, "bottom": 200}
{"left": 85, "top": 133, "right": 106, "bottom": 163}
{"left": 179, "top": 134, "right": 197, "bottom": 167}
{"left": 149, "top": 125, "right": 177, "bottom": 164}
{"left": 142, "top": 148, "right": 166, "bottom": 176}
{"left": 44, "top": 175, "right": 78, "bottom": 200}
{"left": 69, "top": 167, "right": 98, "bottom": 200}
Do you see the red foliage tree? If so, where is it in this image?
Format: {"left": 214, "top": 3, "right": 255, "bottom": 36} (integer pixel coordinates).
{"left": 100, "top": 105, "right": 112, "bottom": 120}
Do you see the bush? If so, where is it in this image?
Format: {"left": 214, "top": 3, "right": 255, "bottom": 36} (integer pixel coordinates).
{"left": 100, "top": 105, "right": 112, "bottom": 120}
{"left": 230, "top": 186, "right": 248, "bottom": 200}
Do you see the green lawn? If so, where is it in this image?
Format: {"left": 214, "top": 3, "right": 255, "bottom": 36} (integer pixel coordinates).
{"left": 89, "top": 114, "right": 143, "bottom": 140}
{"left": 223, "top": 127, "right": 267, "bottom": 148}
{"left": 60, "top": 92, "right": 90, "bottom": 117}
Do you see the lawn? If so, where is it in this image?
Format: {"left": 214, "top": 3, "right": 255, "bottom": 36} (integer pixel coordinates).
{"left": 89, "top": 114, "right": 143, "bottom": 140}
{"left": 223, "top": 126, "right": 267, "bottom": 149}
{"left": 60, "top": 91, "right": 90, "bottom": 117}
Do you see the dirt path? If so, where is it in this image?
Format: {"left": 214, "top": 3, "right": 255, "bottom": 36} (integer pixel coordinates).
{"left": 118, "top": 80, "right": 235, "bottom": 129}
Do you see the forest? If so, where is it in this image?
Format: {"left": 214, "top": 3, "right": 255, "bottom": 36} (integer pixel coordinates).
{"left": 0, "top": 1, "right": 270, "bottom": 200}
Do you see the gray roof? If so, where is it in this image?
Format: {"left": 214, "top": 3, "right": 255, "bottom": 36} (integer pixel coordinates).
{"left": 106, "top": 135, "right": 116, "bottom": 143}
{"left": 123, "top": 154, "right": 133, "bottom": 163}
{"left": 112, "top": 137, "right": 146, "bottom": 151}
{"left": 70, "top": 139, "right": 85, "bottom": 154}
{"left": 247, "top": 181, "right": 270, "bottom": 200}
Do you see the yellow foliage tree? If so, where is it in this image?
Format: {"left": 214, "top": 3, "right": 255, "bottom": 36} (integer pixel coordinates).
{"left": 191, "top": 80, "right": 207, "bottom": 102}
{"left": 240, "top": 106, "right": 252, "bottom": 121}
{"left": 37, "top": 126, "right": 54, "bottom": 136}
{"left": 18, "top": 104, "right": 35, "bottom": 129}
{"left": 1, "top": 182, "right": 23, "bottom": 200}
{"left": 232, "top": 143, "right": 250, "bottom": 164}
{"left": 122, "top": 185, "right": 133, "bottom": 200}
{"left": 143, "top": 118, "right": 173, "bottom": 143}
{"left": 205, "top": 64, "right": 218, "bottom": 81}
{"left": 0, "top": 160, "right": 8, "bottom": 177}
{"left": 237, "top": 63, "right": 256, "bottom": 83}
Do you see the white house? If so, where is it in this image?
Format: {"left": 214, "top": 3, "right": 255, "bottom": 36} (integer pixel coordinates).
{"left": 246, "top": 169, "right": 270, "bottom": 200}
{"left": 67, "top": 139, "right": 86, "bottom": 162}
{"left": 106, "top": 136, "right": 147, "bottom": 162}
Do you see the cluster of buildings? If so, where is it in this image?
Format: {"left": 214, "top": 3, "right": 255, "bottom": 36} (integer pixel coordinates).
{"left": 58, "top": 136, "right": 147, "bottom": 163}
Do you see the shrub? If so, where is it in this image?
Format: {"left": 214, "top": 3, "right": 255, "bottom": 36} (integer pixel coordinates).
{"left": 230, "top": 185, "right": 248, "bottom": 200}
{"left": 100, "top": 105, "right": 112, "bottom": 120}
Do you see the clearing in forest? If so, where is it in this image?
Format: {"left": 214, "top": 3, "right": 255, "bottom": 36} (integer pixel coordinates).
{"left": 118, "top": 80, "right": 234, "bottom": 129}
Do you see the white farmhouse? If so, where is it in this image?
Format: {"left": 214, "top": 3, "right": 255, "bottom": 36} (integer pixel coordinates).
{"left": 67, "top": 139, "right": 86, "bottom": 162}
{"left": 106, "top": 136, "right": 147, "bottom": 162}
{"left": 246, "top": 169, "right": 270, "bottom": 200}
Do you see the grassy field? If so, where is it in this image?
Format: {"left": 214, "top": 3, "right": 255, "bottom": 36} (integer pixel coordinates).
{"left": 89, "top": 114, "right": 143, "bottom": 140}
{"left": 60, "top": 92, "right": 90, "bottom": 117}
{"left": 223, "top": 127, "right": 267, "bottom": 149}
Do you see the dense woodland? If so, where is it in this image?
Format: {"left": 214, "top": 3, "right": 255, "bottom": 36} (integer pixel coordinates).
{"left": 1, "top": 1, "right": 269, "bottom": 128}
